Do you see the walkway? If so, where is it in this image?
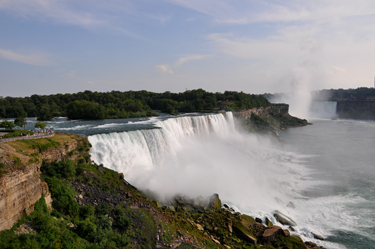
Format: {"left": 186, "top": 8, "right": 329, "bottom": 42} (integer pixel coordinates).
{"left": 0, "top": 133, "right": 55, "bottom": 143}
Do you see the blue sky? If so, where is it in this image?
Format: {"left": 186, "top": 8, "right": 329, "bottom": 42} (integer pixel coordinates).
{"left": 1, "top": 0, "right": 375, "bottom": 97}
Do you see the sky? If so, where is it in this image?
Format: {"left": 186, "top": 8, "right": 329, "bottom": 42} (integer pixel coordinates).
{"left": 1, "top": 0, "right": 375, "bottom": 97}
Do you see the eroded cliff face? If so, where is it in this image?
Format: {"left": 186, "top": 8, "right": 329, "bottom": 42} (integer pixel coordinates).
{"left": 233, "top": 104, "right": 289, "bottom": 119}
{"left": 0, "top": 137, "right": 78, "bottom": 231}
{"left": 233, "top": 104, "right": 307, "bottom": 136}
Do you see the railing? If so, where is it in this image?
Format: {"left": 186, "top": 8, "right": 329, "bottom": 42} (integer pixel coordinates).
{"left": 0, "top": 133, "right": 55, "bottom": 143}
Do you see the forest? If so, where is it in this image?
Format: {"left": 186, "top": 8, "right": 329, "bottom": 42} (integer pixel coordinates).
{"left": 312, "top": 87, "right": 375, "bottom": 101}
{"left": 0, "top": 89, "right": 270, "bottom": 120}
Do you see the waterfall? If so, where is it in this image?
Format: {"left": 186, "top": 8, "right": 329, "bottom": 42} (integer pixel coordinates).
{"left": 309, "top": 101, "right": 337, "bottom": 118}
{"left": 88, "top": 112, "right": 235, "bottom": 175}
{"left": 88, "top": 111, "right": 308, "bottom": 215}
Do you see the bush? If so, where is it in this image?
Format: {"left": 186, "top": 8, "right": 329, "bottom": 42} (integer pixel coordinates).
{"left": 41, "top": 160, "right": 76, "bottom": 178}
{"left": 80, "top": 205, "right": 95, "bottom": 220}
{"left": 45, "top": 176, "right": 79, "bottom": 217}
{"left": 95, "top": 204, "right": 110, "bottom": 216}
{"left": 76, "top": 219, "right": 97, "bottom": 242}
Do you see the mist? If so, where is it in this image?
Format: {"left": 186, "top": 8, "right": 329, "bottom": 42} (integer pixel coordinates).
{"left": 88, "top": 113, "right": 312, "bottom": 217}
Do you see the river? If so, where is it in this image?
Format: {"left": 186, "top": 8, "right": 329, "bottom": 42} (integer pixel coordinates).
{"left": 12, "top": 112, "right": 375, "bottom": 249}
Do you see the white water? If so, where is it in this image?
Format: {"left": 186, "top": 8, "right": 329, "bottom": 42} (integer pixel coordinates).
{"left": 88, "top": 112, "right": 345, "bottom": 247}
{"left": 309, "top": 101, "right": 337, "bottom": 118}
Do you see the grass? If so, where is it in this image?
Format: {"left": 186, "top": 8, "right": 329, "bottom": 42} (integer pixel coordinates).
{"left": 6, "top": 133, "right": 76, "bottom": 153}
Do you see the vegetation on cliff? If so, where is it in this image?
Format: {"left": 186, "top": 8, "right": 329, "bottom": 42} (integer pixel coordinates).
{"left": 238, "top": 111, "right": 308, "bottom": 136}
{"left": 0, "top": 89, "right": 270, "bottom": 120}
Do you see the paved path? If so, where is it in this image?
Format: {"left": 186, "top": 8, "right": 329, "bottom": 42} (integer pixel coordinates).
{"left": 0, "top": 133, "right": 54, "bottom": 143}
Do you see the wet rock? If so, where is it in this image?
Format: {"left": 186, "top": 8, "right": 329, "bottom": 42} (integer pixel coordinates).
{"left": 274, "top": 211, "right": 297, "bottom": 226}
{"left": 255, "top": 217, "right": 262, "bottom": 223}
{"left": 312, "top": 232, "right": 324, "bottom": 240}
{"left": 262, "top": 226, "right": 283, "bottom": 244}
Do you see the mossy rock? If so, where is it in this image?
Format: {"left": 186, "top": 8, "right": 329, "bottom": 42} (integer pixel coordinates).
{"left": 241, "top": 214, "right": 256, "bottom": 227}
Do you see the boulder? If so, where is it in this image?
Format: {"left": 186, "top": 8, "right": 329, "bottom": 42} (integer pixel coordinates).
{"left": 233, "top": 222, "right": 257, "bottom": 244}
{"left": 262, "top": 226, "right": 283, "bottom": 244}
{"left": 196, "top": 223, "right": 204, "bottom": 231}
{"left": 167, "top": 205, "right": 175, "bottom": 212}
{"left": 274, "top": 211, "right": 297, "bottom": 226}
{"left": 241, "top": 214, "right": 256, "bottom": 227}
{"left": 312, "top": 232, "right": 324, "bottom": 240}
{"left": 282, "top": 229, "right": 290, "bottom": 237}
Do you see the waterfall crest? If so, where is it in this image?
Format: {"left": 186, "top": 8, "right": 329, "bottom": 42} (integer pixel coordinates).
{"left": 89, "top": 112, "right": 235, "bottom": 175}
{"left": 309, "top": 101, "right": 337, "bottom": 118}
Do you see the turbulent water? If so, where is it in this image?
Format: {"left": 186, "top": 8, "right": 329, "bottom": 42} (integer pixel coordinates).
{"left": 10, "top": 110, "right": 375, "bottom": 249}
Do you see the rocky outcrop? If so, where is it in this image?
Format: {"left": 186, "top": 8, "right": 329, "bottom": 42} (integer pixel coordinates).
{"left": 0, "top": 136, "right": 79, "bottom": 231}
{"left": 233, "top": 104, "right": 308, "bottom": 136}
{"left": 233, "top": 104, "right": 289, "bottom": 120}
{"left": 0, "top": 163, "right": 52, "bottom": 231}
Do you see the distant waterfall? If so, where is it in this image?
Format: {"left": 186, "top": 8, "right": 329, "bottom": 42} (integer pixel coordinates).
{"left": 309, "top": 101, "right": 337, "bottom": 118}
{"left": 88, "top": 112, "right": 235, "bottom": 175}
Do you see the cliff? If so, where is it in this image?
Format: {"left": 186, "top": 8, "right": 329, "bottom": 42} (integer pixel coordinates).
{"left": 336, "top": 100, "right": 375, "bottom": 120}
{"left": 233, "top": 104, "right": 308, "bottom": 136}
{"left": 0, "top": 133, "right": 83, "bottom": 231}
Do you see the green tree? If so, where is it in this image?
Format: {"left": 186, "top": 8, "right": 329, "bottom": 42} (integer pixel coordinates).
{"left": 35, "top": 121, "right": 46, "bottom": 130}
{"left": 14, "top": 112, "right": 27, "bottom": 130}
{"left": 66, "top": 100, "right": 105, "bottom": 120}
{"left": 37, "top": 104, "right": 53, "bottom": 121}
{"left": 0, "top": 120, "right": 15, "bottom": 129}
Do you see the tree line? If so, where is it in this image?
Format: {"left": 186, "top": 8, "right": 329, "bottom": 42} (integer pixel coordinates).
{"left": 0, "top": 89, "right": 270, "bottom": 120}
{"left": 312, "top": 87, "right": 375, "bottom": 101}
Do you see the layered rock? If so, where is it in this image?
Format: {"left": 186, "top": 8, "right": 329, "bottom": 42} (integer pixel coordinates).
{"left": 233, "top": 104, "right": 289, "bottom": 120}
{"left": 0, "top": 163, "right": 52, "bottom": 231}
{"left": 0, "top": 136, "right": 79, "bottom": 231}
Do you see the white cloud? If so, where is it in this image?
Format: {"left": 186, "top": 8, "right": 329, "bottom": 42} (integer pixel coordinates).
{"left": 155, "top": 64, "right": 174, "bottom": 74}
{"left": 0, "top": 0, "right": 140, "bottom": 36}
{"left": 164, "top": 0, "right": 375, "bottom": 24}
{"left": 156, "top": 54, "right": 213, "bottom": 74}
{"left": 0, "top": 48, "right": 51, "bottom": 66}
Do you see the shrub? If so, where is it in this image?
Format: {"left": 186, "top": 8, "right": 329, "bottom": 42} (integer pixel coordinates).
{"left": 80, "top": 205, "right": 95, "bottom": 220}
{"left": 95, "top": 204, "right": 110, "bottom": 216}
{"left": 41, "top": 160, "right": 76, "bottom": 178}
{"left": 76, "top": 219, "right": 97, "bottom": 242}
{"left": 45, "top": 176, "right": 79, "bottom": 217}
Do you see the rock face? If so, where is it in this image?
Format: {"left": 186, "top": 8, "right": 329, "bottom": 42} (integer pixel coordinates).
{"left": 233, "top": 104, "right": 289, "bottom": 120}
{"left": 0, "top": 163, "right": 52, "bottom": 231}
{"left": 0, "top": 138, "right": 78, "bottom": 231}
